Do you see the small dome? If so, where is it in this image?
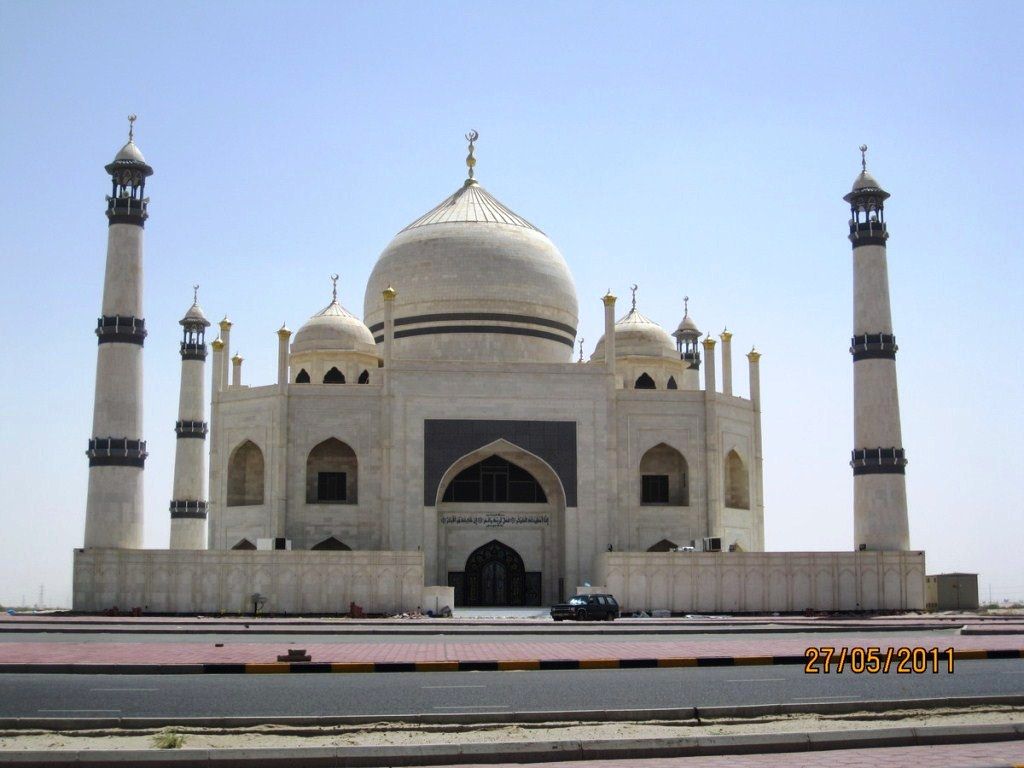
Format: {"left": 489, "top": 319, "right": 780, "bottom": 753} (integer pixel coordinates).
{"left": 850, "top": 169, "right": 884, "bottom": 194}
{"left": 114, "top": 140, "right": 147, "bottom": 165}
{"left": 292, "top": 298, "right": 377, "bottom": 355}
{"left": 592, "top": 308, "right": 676, "bottom": 361}
{"left": 673, "top": 311, "right": 700, "bottom": 340}
{"left": 180, "top": 301, "right": 210, "bottom": 327}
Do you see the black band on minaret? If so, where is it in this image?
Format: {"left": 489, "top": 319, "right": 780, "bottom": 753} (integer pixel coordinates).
{"left": 851, "top": 447, "right": 907, "bottom": 475}
{"left": 175, "top": 420, "right": 208, "bottom": 439}
{"left": 106, "top": 197, "right": 148, "bottom": 227}
{"left": 850, "top": 333, "right": 898, "bottom": 361}
{"left": 169, "top": 500, "right": 208, "bottom": 519}
{"left": 96, "top": 316, "right": 147, "bottom": 346}
{"left": 87, "top": 437, "right": 148, "bottom": 468}
{"left": 848, "top": 222, "right": 888, "bottom": 248}
{"left": 180, "top": 342, "right": 208, "bottom": 361}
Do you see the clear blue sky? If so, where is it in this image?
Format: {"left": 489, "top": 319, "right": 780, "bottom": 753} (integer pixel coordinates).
{"left": 1, "top": 2, "right": 1021, "bottom": 606}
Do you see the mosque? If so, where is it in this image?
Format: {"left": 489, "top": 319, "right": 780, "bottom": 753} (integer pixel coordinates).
{"left": 73, "top": 123, "right": 923, "bottom": 613}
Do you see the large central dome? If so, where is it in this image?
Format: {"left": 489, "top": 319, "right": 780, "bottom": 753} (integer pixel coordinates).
{"left": 363, "top": 169, "right": 578, "bottom": 364}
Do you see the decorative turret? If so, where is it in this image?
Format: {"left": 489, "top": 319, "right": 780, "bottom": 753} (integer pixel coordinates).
{"left": 844, "top": 146, "right": 909, "bottom": 551}
{"left": 104, "top": 114, "right": 153, "bottom": 227}
{"left": 84, "top": 116, "right": 152, "bottom": 549}
{"left": 672, "top": 296, "right": 701, "bottom": 369}
{"left": 169, "top": 286, "right": 210, "bottom": 549}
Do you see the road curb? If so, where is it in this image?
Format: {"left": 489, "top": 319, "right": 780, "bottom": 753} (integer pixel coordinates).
{"left": 3, "top": 694, "right": 1022, "bottom": 731}
{"left": 0, "top": 722, "right": 1020, "bottom": 766}
{"left": 0, "top": 648, "right": 1019, "bottom": 675}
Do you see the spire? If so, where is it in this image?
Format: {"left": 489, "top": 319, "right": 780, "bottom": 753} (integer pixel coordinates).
{"left": 684, "top": 295, "right": 690, "bottom": 317}
{"left": 330, "top": 273, "right": 339, "bottom": 303}
{"left": 465, "top": 129, "right": 478, "bottom": 183}
{"left": 630, "top": 284, "right": 638, "bottom": 313}
{"left": 860, "top": 144, "right": 868, "bottom": 172}
{"left": 128, "top": 113, "right": 137, "bottom": 142}
{"left": 192, "top": 283, "right": 199, "bottom": 306}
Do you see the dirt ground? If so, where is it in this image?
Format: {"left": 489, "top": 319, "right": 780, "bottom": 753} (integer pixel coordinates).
{"left": 0, "top": 705, "right": 1020, "bottom": 751}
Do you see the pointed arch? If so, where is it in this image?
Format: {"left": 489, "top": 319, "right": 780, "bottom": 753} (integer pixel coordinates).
{"left": 323, "top": 367, "right": 345, "bottom": 384}
{"left": 647, "top": 538, "right": 679, "bottom": 552}
{"left": 640, "top": 442, "right": 689, "bottom": 505}
{"left": 667, "top": 376, "right": 678, "bottom": 389}
{"left": 231, "top": 538, "right": 256, "bottom": 550}
{"left": 306, "top": 438, "right": 358, "bottom": 503}
{"left": 358, "top": 369, "right": 370, "bottom": 384}
{"left": 725, "top": 449, "right": 750, "bottom": 509}
{"left": 463, "top": 540, "right": 528, "bottom": 606}
{"left": 441, "top": 455, "right": 547, "bottom": 503}
{"left": 434, "top": 438, "right": 566, "bottom": 508}
{"left": 227, "top": 440, "right": 264, "bottom": 506}
{"left": 635, "top": 372, "right": 656, "bottom": 389}
{"left": 295, "top": 369, "right": 310, "bottom": 384}
{"left": 311, "top": 536, "right": 351, "bottom": 551}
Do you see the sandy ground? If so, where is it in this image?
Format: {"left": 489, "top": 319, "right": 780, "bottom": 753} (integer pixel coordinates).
{"left": 0, "top": 706, "right": 1020, "bottom": 751}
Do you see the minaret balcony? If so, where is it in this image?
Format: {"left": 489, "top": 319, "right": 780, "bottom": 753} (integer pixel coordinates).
{"left": 180, "top": 341, "right": 208, "bottom": 361}
{"left": 848, "top": 221, "right": 889, "bottom": 246}
{"left": 105, "top": 195, "right": 149, "bottom": 226}
{"left": 175, "top": 420, "right": 208, "bottom": 439}
{"left": 850, "top": 447, "right": 907, "bottom": 475}
{"left": 169, "top": 499, "right": 208, "bottom": 519}
{"left": 96, "top": 315, "right": 147, "bottom": 346}
{"left": 850, "top": 333, "right": 898, "bottom": 361}
{"left": 86, "top": 437, "right": 148, "bottom": 467}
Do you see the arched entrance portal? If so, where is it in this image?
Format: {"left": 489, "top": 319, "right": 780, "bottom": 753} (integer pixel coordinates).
{"left": 458, "top": 540, "right": 538, "bottom": 606}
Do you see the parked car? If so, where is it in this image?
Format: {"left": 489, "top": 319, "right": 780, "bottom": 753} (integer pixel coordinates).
{"left": 550, "top": 594, "right": 619, "bottom": 621}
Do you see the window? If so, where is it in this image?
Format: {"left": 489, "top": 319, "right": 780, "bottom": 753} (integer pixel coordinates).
{"left": 227, "top": 440, "right": 264, "bottom": 506}
{"left": 635, "top": 372, "right": 656, "bottom": 389}
{"left": 639, "top": 443, "right": 689, "bottom": 505}
{"left": 725, "top": 450, "right": 750, "bottom": 509}
{"left": 323, "top": 367, "right": 345, "bottom": 384}
{"left": 667, "top": 376, "right": 678, "bottom": 389}
{"left": 647, "top": 538, "right": 679, "bottom": 552}
{"left": 311, "top": 536, "right": 351, "bottom": 551}
{"left": 306, "top": 438, "right": 358, "bottom": 503}
{"left": 295, "top": 369, "right": 310, "bottom": 383}
{"left": 231, "top": 538, "right": 256, "bottom": 550}
{"left": 641, "top": 474, "right": 670, "bottom": 504}
{"left": 317, "top": 472, "right": 347, "bottom": 502}
{"left": 358, "top": 370, "right": 370, "bottom": 384}
{"left": 442, "top": 455, "right": 547, "bottom": 503}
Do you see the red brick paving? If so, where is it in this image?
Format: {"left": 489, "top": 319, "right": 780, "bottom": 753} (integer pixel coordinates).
{"left": 446, "top": 741, "right": 1024, "bottom": 767}
{"left": 0, "top": 632, "right": 1020, "bottom": 665}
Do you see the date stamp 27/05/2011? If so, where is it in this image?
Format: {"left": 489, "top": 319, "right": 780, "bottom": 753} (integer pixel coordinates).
{"left": 804, "top": 646, "right": 955, "bottom": 674}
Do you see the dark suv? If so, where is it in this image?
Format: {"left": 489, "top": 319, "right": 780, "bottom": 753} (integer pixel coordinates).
{"left": 550, "top": 594, "right": 619, "bottom": 621}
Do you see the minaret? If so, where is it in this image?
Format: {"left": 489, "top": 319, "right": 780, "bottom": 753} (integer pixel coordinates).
{"left": 672, "top": 297, "right": 702, "bottom": 390}
{"left": 169, "top": 286, "right": 211, "bottom": 549}
{"left": 84, "top": 116, "right": 152, "bottom": 549}
{"left": 845, "top": 146, "right": 910, "bottom": 551}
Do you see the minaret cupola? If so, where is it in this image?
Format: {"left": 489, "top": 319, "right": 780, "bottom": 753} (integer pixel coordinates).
{"left": 105, "top": 114, "right": 154, "bottom": 226}
{"left": 180, "top": 285, "right": 211, "bottom": 361}
{"left": 672, "top": 296, "right": 702, "bottom": 369}
{"left": 843, "top": 145, "right": 889, "bottom": 247}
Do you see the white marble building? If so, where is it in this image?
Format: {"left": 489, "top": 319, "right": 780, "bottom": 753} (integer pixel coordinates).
{"left": 74, "top": 127, "right": 923, "bottom": 614}
{"left": 205, "top": 133, "right": 763, "bottom": 607}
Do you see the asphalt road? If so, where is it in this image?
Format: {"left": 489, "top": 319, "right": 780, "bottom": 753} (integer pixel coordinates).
{"left": 2, "top": 659, "right": 1021, "bottom": 718}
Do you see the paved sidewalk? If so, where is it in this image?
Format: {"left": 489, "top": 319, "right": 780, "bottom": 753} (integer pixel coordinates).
{"left": 0, "top": 632, "right": 1020, "bottom": 666}
{"left": 443, "top": 741, "right": 1024, "bottom": 767}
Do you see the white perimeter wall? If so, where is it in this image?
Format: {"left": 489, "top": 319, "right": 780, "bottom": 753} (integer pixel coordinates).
{"left": 73, "top": 549, "right": 424, "bottom": 615}
{"left": 595, "top": 550, "right": 925, "bottom": 612}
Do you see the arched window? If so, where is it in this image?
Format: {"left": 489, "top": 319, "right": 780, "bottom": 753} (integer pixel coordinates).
{"left": 227, "top": 440, "right": 265, "bottom": 506}
{"left": 639, "top": 443, "right": 689, "bottom": 506}
{"left": 358, "top": 369, "right": 370, "bottom": 384}
{"left": 323, "top": 367, "right": 345, "bottom": 384}
{"left": 725, "top": 450, "right": 750, "bottom": 509}
{"left": 306, "top": 438, "right": 358, "bottom": 503}
{"left": 667, "top": 376, "right": 678, "bottom": 390}
{"left": 635, "top": 372, "right": 656, "bottom": 389}
{"left": 647, "top": 538, "right": 679, "bottom": 552}
{"left": 311, "top": 536, "right": 351, "bottom": 551}
{"left": 231, "top": 538, "right": 256, "bottom": 550}
{"left": 295, "top": 369, "right": 310, "bottom": 384}
{"left": 442, "top": 455, "right": 547, "bottom": 503}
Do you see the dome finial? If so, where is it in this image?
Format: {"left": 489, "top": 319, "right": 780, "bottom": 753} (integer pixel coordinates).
{"left": 330, "top": 273, "right": 339, "bottom": 302}
{"left": 192, "top": 283, "right": 199, "bottom": 306}
{"left": 683, "top": 295, "right": 690, "bottom": 316}
{"left": 578, "top": 337, "right": 585, "bottom": 363}
{"left": 630, "top": 283, "right": 638, "bottom": 312}
{"left": 465, "top": 129, "right": 479, "bottom": 182}
{"left": 860, "top": 144, "right": 868, "bottom": 172}
{"left": 128, "top": 114, "right": 137, "bottom": 142}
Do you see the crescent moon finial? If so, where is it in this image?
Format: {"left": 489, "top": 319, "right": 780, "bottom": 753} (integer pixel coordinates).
{"left": 330, "top": 273, "right": 339, "bottom": 302}
{"left": 465, "top": 130, "right": 479, "bottom": 181}
{"left": 630, "top": 283, "right": 638, "bottom": 312}
{"left": 859, "top": 144, "right": 868, "bottom": 172}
